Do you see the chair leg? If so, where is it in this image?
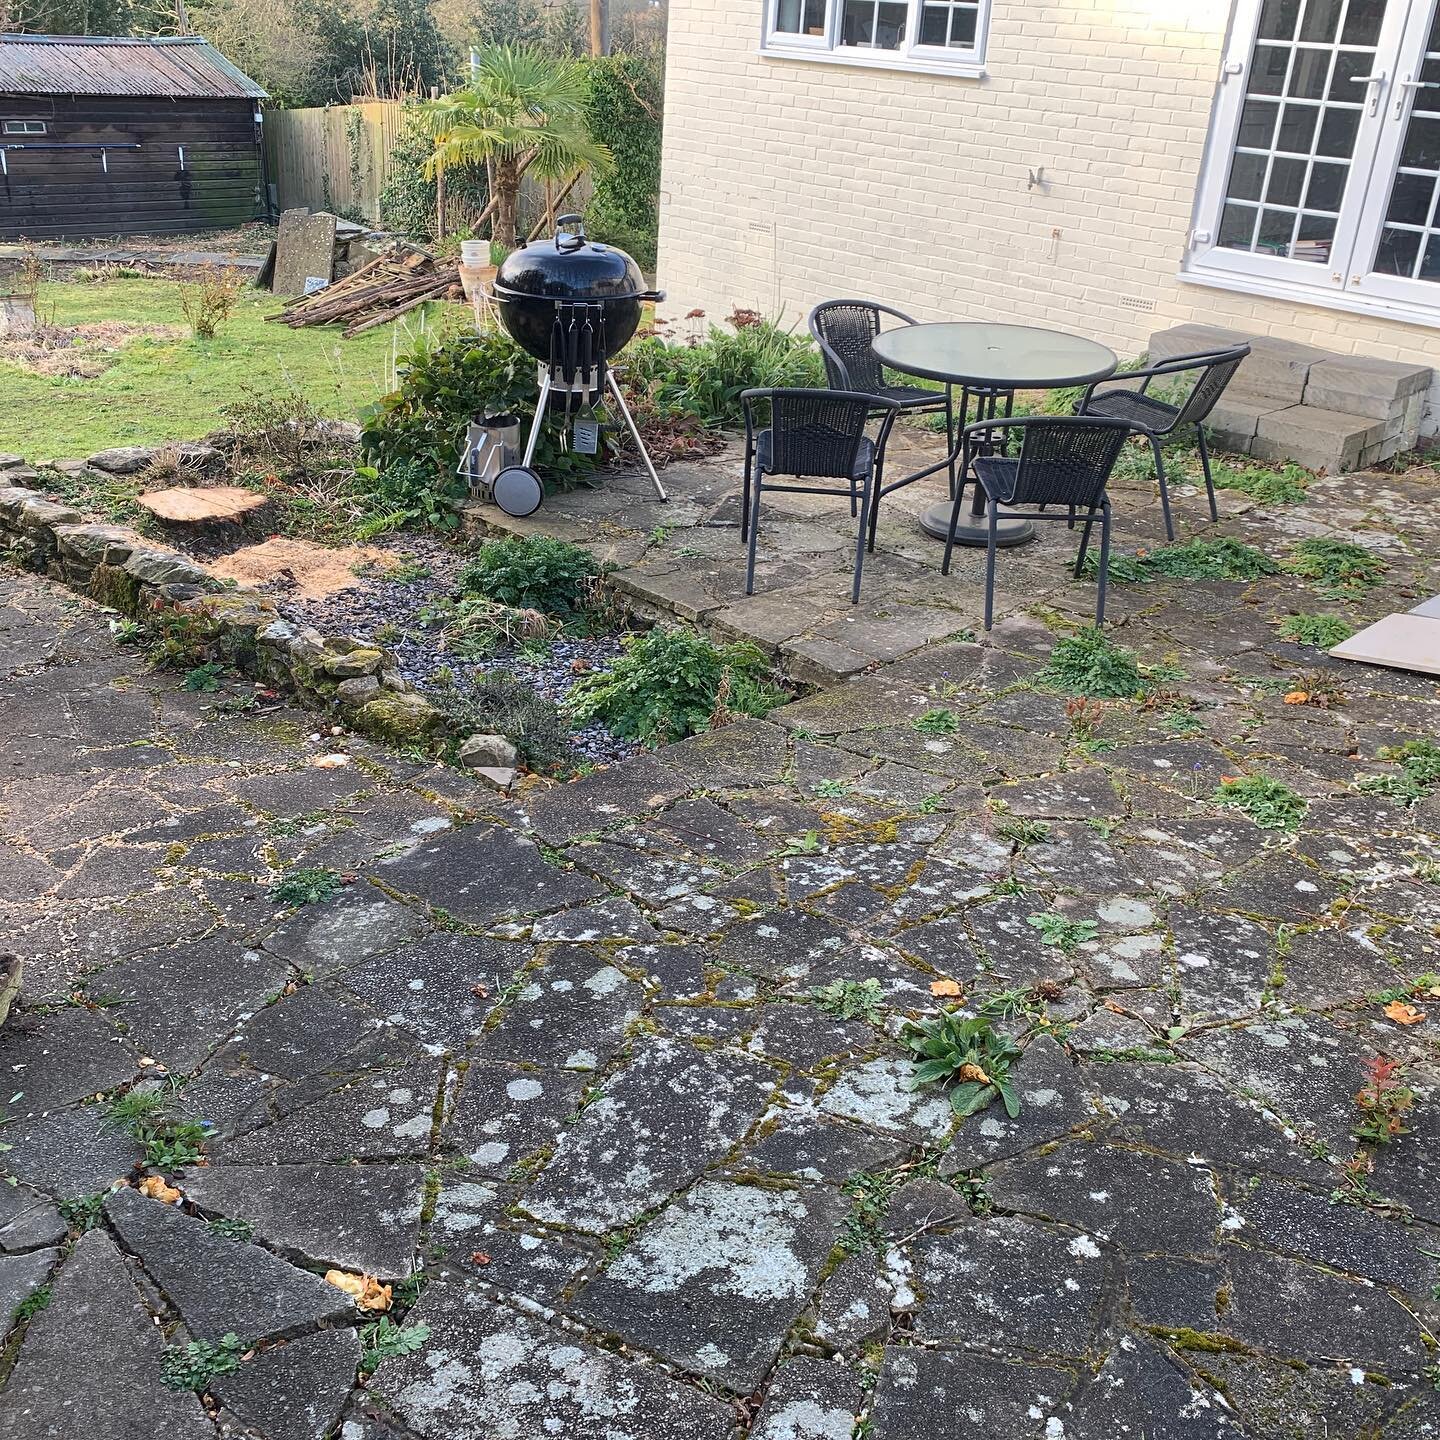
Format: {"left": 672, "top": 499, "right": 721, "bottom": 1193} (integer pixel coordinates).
{"left": 852, "top": 466, "right": 876, "bottom": 605}
{"left": 1075, "top": 505, "right": 1099, "bottom": 577}
{"left": 983, "top": 505, "right": 999, "bottom": 631}
{"left": 941, "top": 467, "right": 974, "bottom": 577}
{"left": 1151, "top": 434, "right": 1175, "bottom": 542}
{"left": 1196, "top": 425, "right": 1219, "bottom": 522}
{"left": 867, "top": 450, "right": 885, "bottom": 554}
{"left": 745, "top": 470, "right": 764, "bottom": 596}
{"left": 944, "top": 387, "right": 957, "bottom": 500}
{"left": 1067, "top": 504, "right": 1076, "bottom": 531}
{"left": 1096, "top": 498, "right": 1113, "bottom": 627}
{"left": 741, "top": 450, "right": 753, "bottom": 544}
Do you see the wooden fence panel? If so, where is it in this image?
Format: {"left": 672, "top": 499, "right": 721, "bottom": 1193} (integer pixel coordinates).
{"left": 264, "top": 104, "right": 591, "bottom": 233}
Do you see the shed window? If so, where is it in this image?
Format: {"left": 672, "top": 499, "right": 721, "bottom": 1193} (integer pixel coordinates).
{"left": 2, "top": 120, "right": 46, "bottom": 136}
{"left": 765, "top": 0, "right": 988, "bottom": 71}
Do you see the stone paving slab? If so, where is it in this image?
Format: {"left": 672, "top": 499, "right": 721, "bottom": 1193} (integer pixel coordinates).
{"left": 4, "top": 445, "right": 1440, "bottom": 1437}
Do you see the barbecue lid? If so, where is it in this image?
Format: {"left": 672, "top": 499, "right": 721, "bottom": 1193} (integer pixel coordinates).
{"left": 493, "top": 215, "right": 658, "bottom": 304}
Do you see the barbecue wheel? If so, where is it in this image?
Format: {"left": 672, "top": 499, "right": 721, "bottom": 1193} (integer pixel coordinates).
{"left": 492, "top": 466, "right": 544, "bottom": 518}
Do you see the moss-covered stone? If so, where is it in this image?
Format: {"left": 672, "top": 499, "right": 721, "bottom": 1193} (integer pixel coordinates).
{"left": 356, "top": 691, "right": 441, "bottom": 742}
{"left": 324, "top": 648, "right": 385, "bottom": 680}
{"left": 89, "top": 563, "right": 142, "bottom": 614}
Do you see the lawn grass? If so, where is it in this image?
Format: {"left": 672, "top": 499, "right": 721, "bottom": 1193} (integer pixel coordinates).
{"left": 0, "top": 278, "right": 437, "bottom": 459}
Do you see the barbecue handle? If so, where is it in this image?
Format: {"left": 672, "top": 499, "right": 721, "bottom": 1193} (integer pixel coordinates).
{"left": 638, "top": 291, "right": 667, "bottom": 303}
{"left": 555, "top": 214, "right": 587, "bottom": 251}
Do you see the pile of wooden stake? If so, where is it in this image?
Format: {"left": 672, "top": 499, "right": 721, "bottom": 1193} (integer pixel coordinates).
{"left": 270, "top": 246, "right": 463, "bottom": 337}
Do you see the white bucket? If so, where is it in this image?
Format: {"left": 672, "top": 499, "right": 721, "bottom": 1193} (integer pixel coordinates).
{"left": 460, "top": 240, "right": 489, "bottom": 267}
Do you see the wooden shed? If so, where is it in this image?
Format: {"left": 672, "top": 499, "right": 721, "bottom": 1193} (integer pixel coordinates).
{"left": 0, "top": 34, "right": 267, "bottom": 241}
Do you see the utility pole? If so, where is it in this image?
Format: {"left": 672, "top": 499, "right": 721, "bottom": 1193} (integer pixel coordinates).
{"left": 589, "top": 0, "right": 610, "bottom": 55}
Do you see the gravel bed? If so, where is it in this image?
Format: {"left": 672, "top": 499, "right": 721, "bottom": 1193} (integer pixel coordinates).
{"left": 278, "top": 534, "right": 644, "bottom": 769}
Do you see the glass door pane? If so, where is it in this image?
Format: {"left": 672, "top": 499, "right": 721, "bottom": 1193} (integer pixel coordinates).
{"left": 1217, "top": 0, "right": 1390, "bottom": 269}
{"left": 1369, "top": 4, "right": 1440, "bottom": 284}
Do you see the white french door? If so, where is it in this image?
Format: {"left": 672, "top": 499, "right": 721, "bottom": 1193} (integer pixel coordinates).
{"left": 1192, "top": 0, "right": 1440, "bottom": 316}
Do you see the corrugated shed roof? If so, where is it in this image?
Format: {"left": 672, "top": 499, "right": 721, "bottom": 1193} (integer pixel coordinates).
{"left": 0, "top": 34, "right": 267, "bottom": 100}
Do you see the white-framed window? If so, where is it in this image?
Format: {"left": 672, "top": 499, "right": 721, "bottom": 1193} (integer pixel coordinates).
{"left": 1187, "top": 0, "right": 1440, "bottom": 328}
{"left": 2, "top": 120, "right": 46, "bottom": 136}
{"left": 763, "top": 0, "right": 990, "bottom": 75}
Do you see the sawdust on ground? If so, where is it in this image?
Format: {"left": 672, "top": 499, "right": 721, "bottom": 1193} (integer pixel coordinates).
{"left": 207, "top": 536, "right": 393, "bottom": 600}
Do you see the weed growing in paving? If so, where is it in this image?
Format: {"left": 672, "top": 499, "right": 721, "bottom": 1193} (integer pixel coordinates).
{"left": 1039, "top": 628, "right": 1143, "bottom": 700}
{"left": 161, "top": 1333, "right": 245, "bottom": 1392}
{"left": 840, "top": 1171, "right": 902, "bottom": 1252}
{"left": 1211, "top": 460, "right": 1311, "bottom": 505}
{"left": 912, "top": 707, "right": 960, "bottom": 735}
{"left": 1359, "top": 739, "right": 1440, "bottom": 805}
{"left": 811, "top": 978, "right": 886, "bottom": 1025}
{"left": 1213, "top": 774, "right": 1307, "bottom": 831}
{"left": 59, "top": 1193, "right": 107, "bottom": 1233}
{"left": 1082, "top": 537, "right": 1279, "bottom": 584}
{"left": 1353, "top": 1055, "right": 1415, "bottom": 1145}
{"left": 102, "top": 1087, "right": 210, "bottom": 1169}
{"left": 997, "top": 817, "right": 1051, "bottom": 847}
{"left": 14, "top": 1284, "right": 50, "bottom": 1323}
{"left": 782, "top": 830, "right": 823, "bottom": 857}
{"left": 1027, "top": 912, "right": 1098, "bottom": 952}
{"left": 566, "top": 626, "right": 787, "bottom": 746}
{"left": 360, "top": 1316, "right": 431, "bottom": 1373}
{"left": 901, "top": 1013, "right": 1023, "bottom": 1118}
{"left": 182, "top": 661, "right": 226, "bottom": 693}
{"left": 1277, "top": 613, "right": 1356, "bottom": 649}
{"left": 268, "top": 866, "right": 344, "bottom": 907}
{"left": 1285, "top": 538, "right": 1387, "bottom": 599}
{"left": 207, "top": 1217, "right": 255, "bottom": 1242}
{"left": 458, "top": 536, "right": 601, "bottom": 617}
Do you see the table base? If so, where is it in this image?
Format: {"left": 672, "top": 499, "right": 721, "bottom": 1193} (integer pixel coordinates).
{"left": 920, "top": 499, "right": 1036, "bottom": 547}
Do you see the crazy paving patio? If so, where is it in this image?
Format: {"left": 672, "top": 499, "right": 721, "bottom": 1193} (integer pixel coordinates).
{"left": 2, "top": 427, "right": 1440, "bottom": 1440}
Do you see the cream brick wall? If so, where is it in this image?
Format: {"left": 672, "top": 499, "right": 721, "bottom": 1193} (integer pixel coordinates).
{"left": 656, "top": 0, "right": 1440, "bottom": 434}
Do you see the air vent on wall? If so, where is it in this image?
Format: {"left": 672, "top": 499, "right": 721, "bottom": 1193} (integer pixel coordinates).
{"left": 1117, "top": 295, "right": 1158, "bottom": 314}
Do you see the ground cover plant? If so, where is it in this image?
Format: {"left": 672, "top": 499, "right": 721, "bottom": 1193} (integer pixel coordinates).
{"left": 1359, "top": 739, "right": 1440, "bottom": 804}
{"left": 1284, "top": 538, "right": 1388, "bottom": 598}
{"left": 1038, "top": 627, "right": 1144, "bottom": 699}
{"left": 457, "top": 536, "right": 601, "bottom": 616}
{"left": 1213, "top": 774, "right": 1307, "bottom": 831}
{"left": 901, "top": 1012, "right": 1023, "bottom": 1118}
{"left": 0, "top": 278, "right": 410, "bottom": 457}
{"left": 1082, "top": 536, "right": 1280, "bottom": 585}
{"left": 564, "top": 625, "right": 787, "bottom": 745}
{"left": 1278, "top": 613, "right": 1356, "bottom": 649}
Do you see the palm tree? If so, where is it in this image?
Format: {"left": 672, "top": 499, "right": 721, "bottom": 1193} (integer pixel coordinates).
{"left": 419, "top": 45, "right": 612, "bottom": 249}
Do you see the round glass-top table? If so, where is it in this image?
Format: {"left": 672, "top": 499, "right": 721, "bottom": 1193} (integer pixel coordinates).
{"left": 871, "top": 323, "right": 1118, "bottom": 545}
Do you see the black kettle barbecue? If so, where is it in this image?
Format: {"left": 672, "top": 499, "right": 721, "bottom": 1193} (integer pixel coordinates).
{"left": 467, "top": 215, "right": 669, "bottom": 517}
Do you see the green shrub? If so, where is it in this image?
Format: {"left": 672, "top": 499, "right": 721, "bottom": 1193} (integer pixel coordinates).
{"left": 1277, "top": 613, "right": 1355, "bottom": 649}
{"left": 361, "top": 329, "right": 596, "bottom": 492}
{"left": 624, "top": 319, "right": 825, "bottom": 428}
{"left": 378, "top": 107, "right": 489, "bottom": 240}
{"left": 584, "top": 52, "right": 663, "bottom": 269}
{"left": 356, "top": 456, "right": 465, "bottom": 533}
{"left": 1285, "top": 538, "right": 1387, "bottom": 598}
{"left": 1039, "top": 628, "right": 1144, "bottom": 699}
{"left": 458, "top": 536, "right": 600, "bottom": 616}
{"left": 565, "top": 625, "right": 788, "bottom": 746}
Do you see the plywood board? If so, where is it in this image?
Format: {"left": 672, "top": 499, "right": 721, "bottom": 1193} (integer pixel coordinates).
{"left": 1408, "top": 595, "right": 1440, "bottom": 619}
{"left": 1329, "top": 613, "right": 1440, "bottom": 676}
{"left": 135, "top": 486, "right": 269, "bottom": 524}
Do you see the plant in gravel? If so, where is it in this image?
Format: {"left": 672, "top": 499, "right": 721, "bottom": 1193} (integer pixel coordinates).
{"left": 358, "top": 456, "right": 463, "bottom": 533}
{"left": 1027, "top": 912, "right": 1098, "bottom": 952}
{"left": 1358, "top": 739, "right": 1440, "bottom": 805}
{"left": 429, "top": 671, "right": 574, "bottom": 773}
{"left": 565, "top": 625, "right": 787, "bottom": 746}
{"left": 360, "top": 1316, "right": 431, "bottom": 1373}
{"left": 811, "top": 978, "right": 886, "bottom": 1024}
{"left": 422, "top": 593, "right": 557, "bottom": 660}
{"left": 1353, "top": 1055, "right": 1415, "bottom": 1145}
{"left": 912, "top": 707, "right": 960, "bottom": 735}
{"left": 268, "top": 866, "right": 344, "bottom": 907}
{"left": 1038, "top": 628, "right": 1144, "bottom": 699}
{"left": 1212, "top": 774, "right": 1307, "bottom": 831}
{"left": 1277, "top": 613, "right": 1356, "bottom": 649}
{"left": 458, "top": 536, "right": 601, "bottom": 618}
{"left": 1285, "top": 538, "right": 1387, "bottom": 598}
{"left": 161, "top": 1332, "right": 245, "bottom": 1392}
{"left": 902, "top": 1012, "right": 1023, "bottom": 1118}
{"left": 182, "top": 661, "right": 225, "bottom": 693}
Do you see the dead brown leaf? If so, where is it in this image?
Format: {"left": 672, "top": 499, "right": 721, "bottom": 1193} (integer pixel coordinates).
{"left": 137, "top": 1175, "right": 183, "bottom": 1204}
{"left": 324, "top": 1269, "right": 392, "bottom": 1312}
{"left": 1283, "top": 691, "right": 1310, "bottom": 706}
{"left": 469, "top": 1252, "right": 492, "bottom": 1266}
{"left": 1384, "top": 1000, "right": 1427, "bottom": 1026}
{"left": 929, "top": 979, "right": 963, "bottom": 998}
{"left": 957, "top": 1062, "right": 991, "bottom": 1085}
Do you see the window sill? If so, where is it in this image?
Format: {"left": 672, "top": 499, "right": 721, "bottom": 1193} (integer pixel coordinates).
{"left": 1180, "top": 263, "right": 1440, "bottom": 334}
{"left": 758, "top": 45, "right": 986, "bottom": 79}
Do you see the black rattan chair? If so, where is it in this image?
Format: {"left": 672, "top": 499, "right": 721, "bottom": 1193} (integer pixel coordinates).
{"left": 940, "top": 415, "right": 1136, "bottom": 631}
{"left": 1074, "top": 345, "right": 1250, "bottom": 540}
{"left": 742, "top": 388, "right": 900, "bottom": 606}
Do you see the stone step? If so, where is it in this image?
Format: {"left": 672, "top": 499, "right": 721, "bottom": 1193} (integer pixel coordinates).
{"left": 1147, "top": 323, "right": 1433, "bottom": 472}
